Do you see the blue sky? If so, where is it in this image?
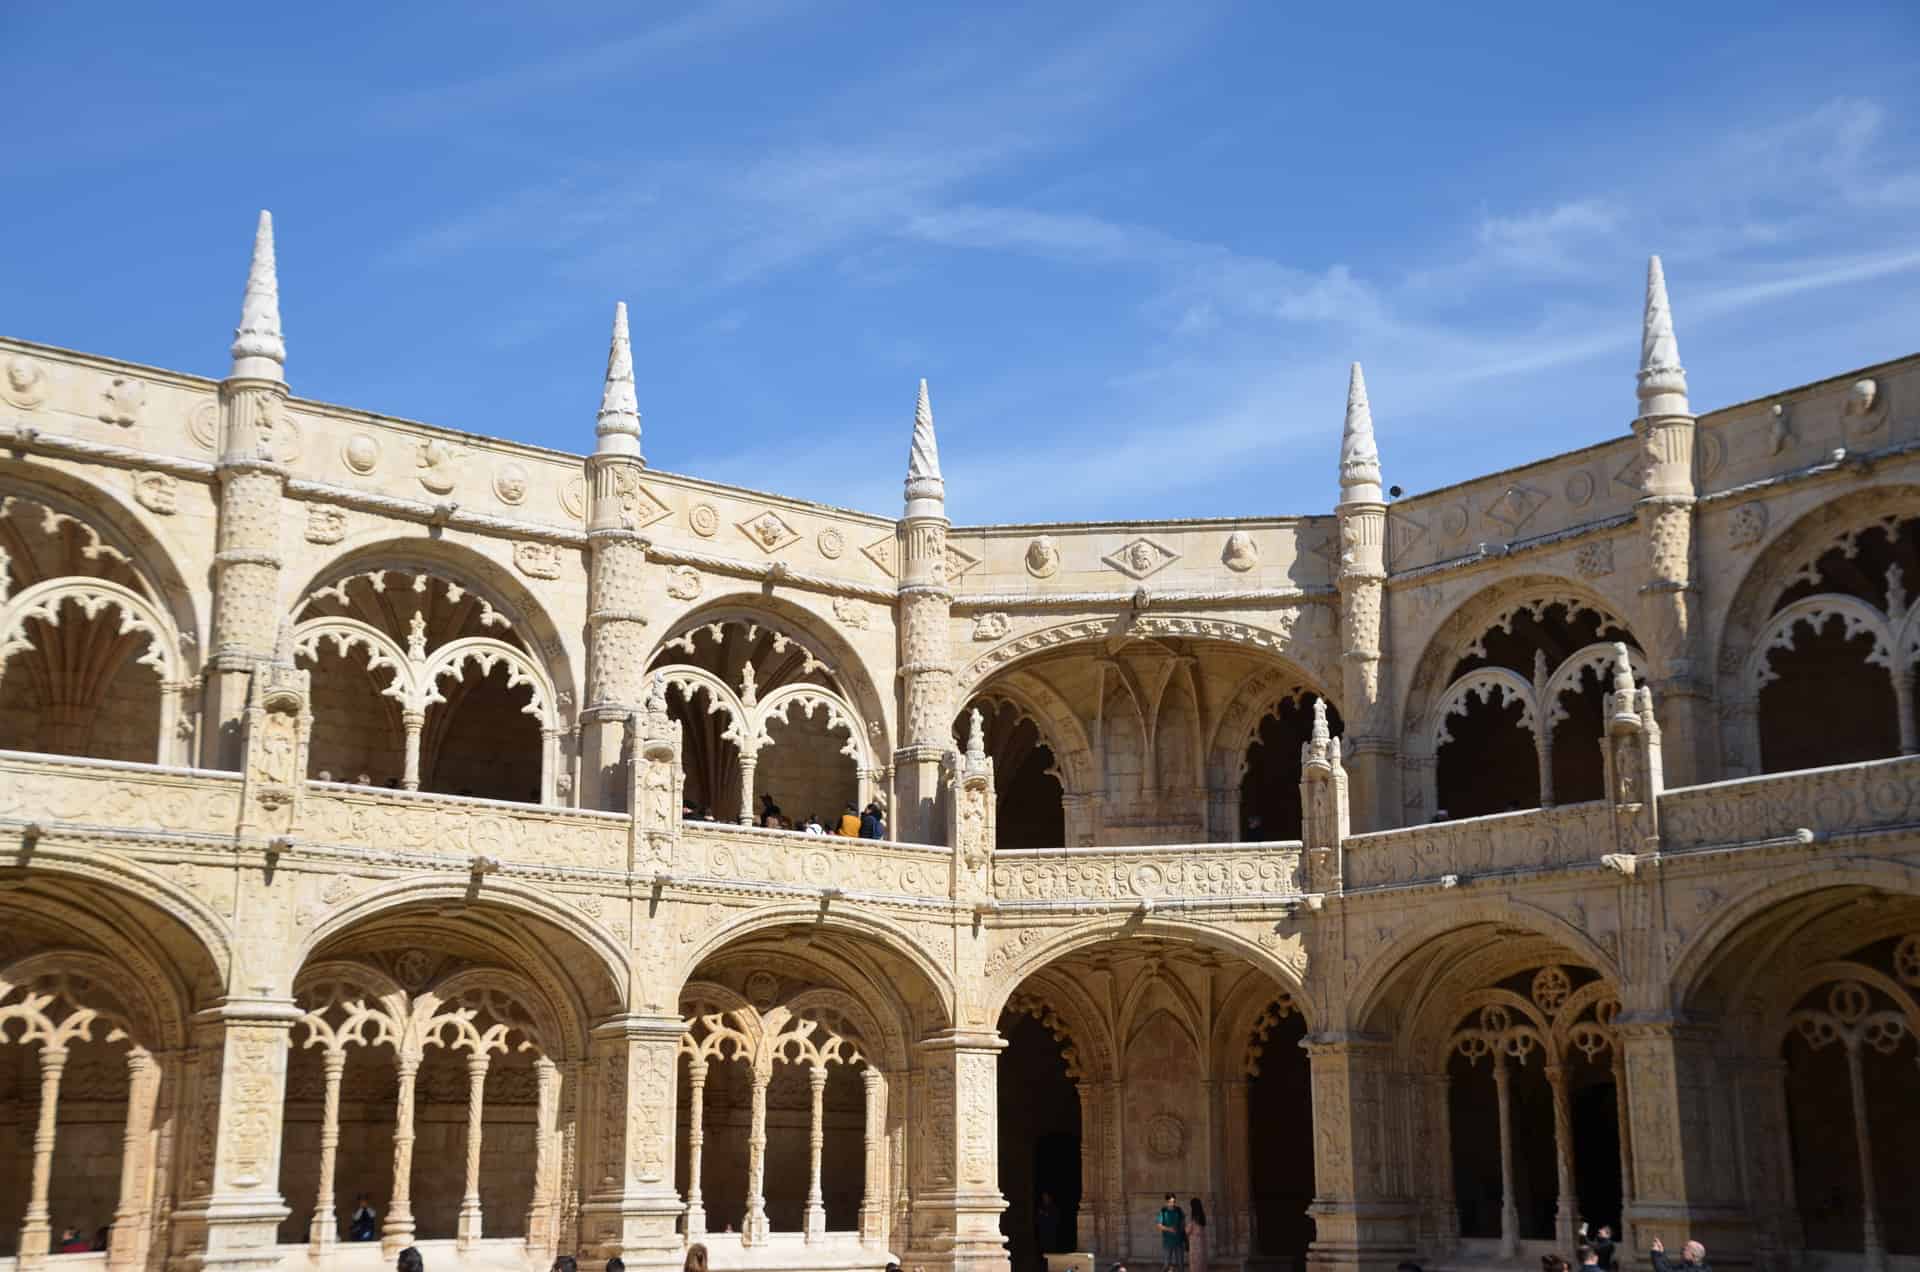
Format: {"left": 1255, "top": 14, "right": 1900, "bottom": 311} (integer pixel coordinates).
{"left": 6, "top": 2, "right": 1920, "bottom": 523}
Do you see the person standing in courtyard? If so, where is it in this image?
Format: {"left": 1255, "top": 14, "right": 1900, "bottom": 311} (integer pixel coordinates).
{"left": 1651, "top": 1238, "right": 1708, "bottom": 1272}
{"left": 1155, "top": 1194, "right": 1186, "bottom": 1272}
{"left": 1185, "top": 1198, "right": 1208, "bottom": 1272}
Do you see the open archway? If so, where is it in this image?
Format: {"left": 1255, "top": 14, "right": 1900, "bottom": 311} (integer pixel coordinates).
{"left": 671, "top": 919, "right": 944, "bottom": 1265}
{"left": 0, "top": 484, "right": 193, "bottom": 765}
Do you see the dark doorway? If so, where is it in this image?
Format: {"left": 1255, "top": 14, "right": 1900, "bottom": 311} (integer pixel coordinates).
{"left": 999, "top": 1012, "right": 1083, "bottom": 1271}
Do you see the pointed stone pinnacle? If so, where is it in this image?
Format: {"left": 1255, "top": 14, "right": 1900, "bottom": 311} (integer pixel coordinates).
{"left": 1611, "top": 642, "right": 1636, "bottom": 696}
{"left": 229, "top": 210, "right": 286, "bottom": 382}
{"left": 904, "top": 377, "right": 946, "bottom": 517}
{"left": 1310, "top": 695, "right": 1330, "bottom": 742}
{"left": 967, "top": 706, "right": 986, "bottom": 763}
{"left": 1339, "top": 361, "right": 1382, "bottom": 500}
{"left": 595, "top": 301, "right": 642, "bottom": 459}
{"left": 1637, "top": 255, "right": 1688, "bottom": 413}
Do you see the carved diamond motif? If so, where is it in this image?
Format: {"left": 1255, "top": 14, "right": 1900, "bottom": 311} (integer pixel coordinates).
{"left": 737, "top": 509, "right": 799, "bottom": 554}
{"left": 1482, "top": 483, "right": 1548, "bottom": 536}
{"left": 1102, "top": 536, "right": 1179, "bottom": 580}
{"left": 862, "top": 534, "right": 897, "bottom": 577}
{"left": 944, "top": 543, "right": 982, "bottom": 582}
{"left": 1386, "top": 510, "right": 1428, "bottom": 567}
{"left": 607, "top": 469, "right": 672, "bottom": 529}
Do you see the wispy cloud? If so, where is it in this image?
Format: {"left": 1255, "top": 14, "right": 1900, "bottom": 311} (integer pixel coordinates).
{"left": 366, "top": 0, "right": 808, "bottom": 129}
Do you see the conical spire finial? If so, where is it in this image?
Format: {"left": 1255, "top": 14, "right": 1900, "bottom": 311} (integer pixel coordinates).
{"left": 229, "top": 210, "right": 286, "bottom": 382}
{"left": 1310, "top": 695, "right": 1331, "bottom": 743}
{"left": 1339, "top": 361, "right": 1382, "bottom": 502}
{"left": 1637, "top": 255, "right": 1688, "bottom": 415}
{"left": 595, "top": 301, "right": 642, "bottom": 459}
{"left": 1610, "top": 642, "right": 1636, "bottom": 697}
{"left": 904, "top": 377, "right": 946, "bottom": 517}
{"left": 966, "top": 706, "right": 986, "bottom": 763}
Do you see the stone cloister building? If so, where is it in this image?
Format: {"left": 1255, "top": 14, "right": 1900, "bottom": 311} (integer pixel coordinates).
{"left": 0, "top": 212, "right": 1917, "bottom": 1272}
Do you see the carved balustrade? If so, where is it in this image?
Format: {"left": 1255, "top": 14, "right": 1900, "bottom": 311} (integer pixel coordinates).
{"left": 990, "top": 842, "right": 1302, "bottom": 905}
{"left": 1342, "top": 801, "right": 1614, "bottom": 889}
{"left": 1656, "top": 751, "right": 1920, "bottom": 850}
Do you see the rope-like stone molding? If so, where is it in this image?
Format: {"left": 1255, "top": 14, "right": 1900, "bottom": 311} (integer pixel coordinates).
{"left": 1388, "top": 512, "right": 1637, "bottom": 585}
{"left": 951, "top": 586, "right": 1334, "bottom": 612}
{"left": 1, "top": 421, "right": 217, "bottom": 482}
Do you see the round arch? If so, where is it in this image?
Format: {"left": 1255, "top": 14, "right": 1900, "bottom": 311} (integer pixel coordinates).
{"left": 1403, "top": 575, "right": 1639, "bottom": 739}
{"left": 0, "top": 850, "right": 232, "bottom": 1017}
{"left": 1715, "top": 484, "right": 1920, "bottom": 776}
{"left": 290, "top": 537, "right": 580, "bottom": 709}
{"left": 0, "top": 867, "right": 227, "bottom": 1048}
{"left": 670, "top": 902, "right": 956, "bottom": 1028}
{"left": 649, "top": 593, "right": 893, "bottom": 756}
{"left": 1346, "top": 900, "right": 1622, "bottom": 1034}
{"left": 956, "top": 610, "right": 1338, "bottom": 707}
{"left": 0, "top": 459, "right": 204, "bottom": 653}
{"left": 1671, "top": 858, "right": 1920, "bottom": 1016}
{"left": 1202, "top": 658, "right": 1343, "bottom": 793}
{"left": 296, "top": 874, "right": 630, "bottom": 1028}
{"left": 985, "top": 916, "right": 1310, "bottom": 1023}
{"left": 956, "top": 669, "right": 1095, "bottom": 798}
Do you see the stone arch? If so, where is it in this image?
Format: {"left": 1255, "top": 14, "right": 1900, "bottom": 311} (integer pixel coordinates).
{"left": 1404, "top": 575, "right": 1637, "bottom": 738}
{"left": 296, "top": 874, "right": 629, "bottom": 1028}
{"left": 1347, "top": 901, "right": 1621, "bottom": 1035}
{"left": 650, "top": 594, "right": 892, "bottom": 757}
{"left": 956, "top": 669, "right": 1094, "bottom": 798}
{"left": 670, "top": 902, "right": 956, "bottom": 1030}
{"left": 0, "top": 460, "right": 203, "bottom": 651}
{"left": 956, "top": 611, "right": 1334, "bottom": 705}
{"left": 1211, "top": 972, "right": 1307, "bottom": 1082}
{"left": 0, "top": 569, "right": 193, "bottom": 766}
{"left": 1672, "top": 858, "right": 1920, "bottom": 1020}
{"left": 1404, "top": 576, "right": 1640, "bottom": 820}
{"left": 985, "top": 916, "right": 1311, "bottom": 1023}
{"left": 1205, "top": 663, "right": 1341, "bottom": 783}
{"left": 1716, "top": 483, "right": 1920, "bottom": 775}
{"left": 0, "top": 947, "right": 169, "bottom": 1053}
{"left": 290, "top": 537, "right": 579, "bottom": 708}
{"left": 1001, "top": 969, "right": 1117, "bottom": 1084}
{"left": 0, "top": 851, "right": 231, "bottom": 1025}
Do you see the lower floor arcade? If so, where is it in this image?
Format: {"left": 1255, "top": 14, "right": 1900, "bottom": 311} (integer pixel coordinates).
{"left": 0, "top": 877, "right": 1918, "bottom": 1272}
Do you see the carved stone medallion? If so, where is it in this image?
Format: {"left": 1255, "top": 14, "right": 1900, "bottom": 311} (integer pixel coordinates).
{"left": 342, "top": 433, "right": 381, "bottom": 475}
{"left": 493, "top": 461, "right": 530, "bottom": 505}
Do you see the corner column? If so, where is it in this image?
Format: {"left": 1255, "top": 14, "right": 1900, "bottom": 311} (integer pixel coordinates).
{"left": 578, "top": 1014, "right": 684, "bottom": 1268}
{"left": 108, "top": 1048, "right": 163, "bottom": 1272}
{"left": 1617, "top": 1015, "right": 1743, "bottom": 1263}
{"left": 581, "top": 301, "right": 654, "bottom": 812}
{"left": 169, "top": 999, "right": 301, "bottom": 1272}
{"left": 909, "top": 1029, "right": 1009, "bottom": 1272}
{"left": 1335, "top": 364, "right": 1392, "bottom": 830}
{"left": 204, "top": 212, "right": 290, "bottom": 771}
{"left": 1304, "top": 1032, "right": 1415, "bottom": 1272}
{"left": 896, "top": 380, "right": 954, "bottom": 845}
{"left": 1632, "top": 257, "right": 1713, "bottom": 785}
{"left": 17, "top": 1044, "right": 69, "bottom": 1270}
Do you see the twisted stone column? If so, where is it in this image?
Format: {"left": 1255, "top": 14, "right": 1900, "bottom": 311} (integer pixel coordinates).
{"left": 744, "top": 1071, "right": 770, "bottom": 1243}
{"left": 310, "top": 1050, "right": 346, "bottom": 1250}
{"left": 1493, "top": 1053, "right": 1517, "bottom": 1260}
{"left": 1843, "top": 1042, "right": 1886, "bottom": 1272}
{"left": 457, "top": 1053, "right": 491, "bottom": 1249}
{"left": 685, "top": 1058, "right": 709, "bottom": 1238}
{"left": 383, "top": 1055, "right": 421, "bottom": 1253}
{"left": 805, "top": 1064, "right": 828, "bottom": 1239}
{"left": 859, "top": 1067, "right": 886, "bottom": 1245}
{"left": 1548, "top": 1063, "right": 1579, "bottom": 1252}
{"left": 401, "top": 710, "right": 425, "bottom": 791}
{"left": 109, "top": 1049, "right": 161, "bottom": 1272}
{"left": 19, "top": 1045, "right": 69, "bottom": 1267}
{"left": 526, "top": 1057, "right": 561, "bottom": 1256}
